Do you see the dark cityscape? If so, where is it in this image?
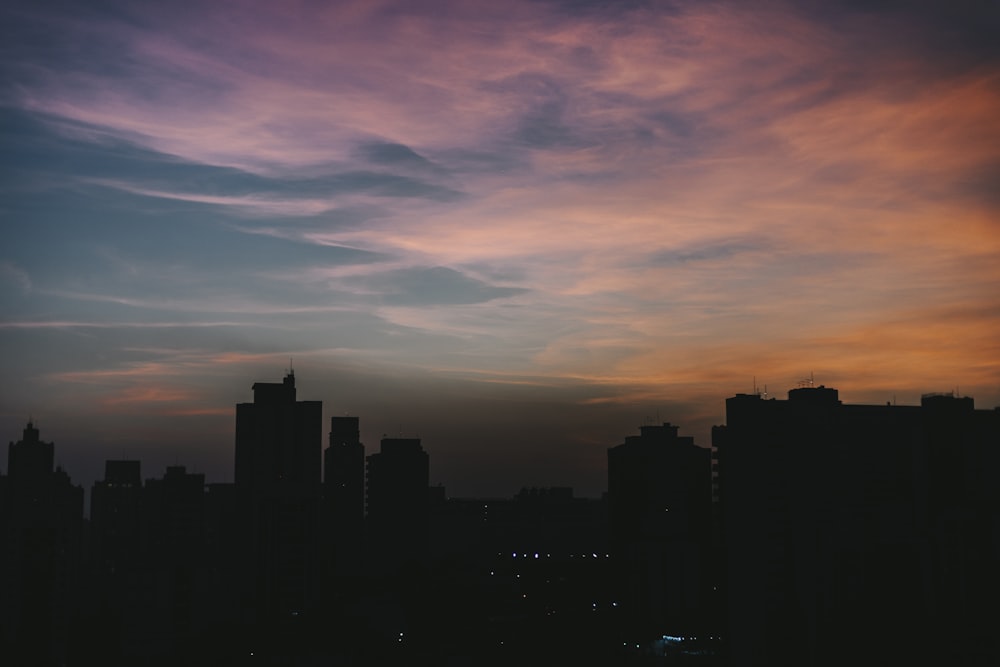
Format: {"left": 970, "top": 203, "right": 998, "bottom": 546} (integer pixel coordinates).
{"left": 3, "top": 1, "right": 1000, "bottom": 665}
{"left": 2, "top": 371, "right": 997, "bottom": 665}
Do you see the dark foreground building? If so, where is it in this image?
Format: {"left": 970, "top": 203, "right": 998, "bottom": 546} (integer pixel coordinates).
{"left": 366, "top": 437, "right": 429, "bottom": 571}
{"left": 234, "top": 371, "right": 323, "bottom": 620}
{"left": 0, "top": 423, "right": 83, "bottom": 665}
{"left": 714, "top": 387, "right": 1000, "bottom": 666}
{"left": 608, "top": 423, "right": 715, "bottom": 642}
{"left": 323, "top": 416, "right": 365, "bottom": 580}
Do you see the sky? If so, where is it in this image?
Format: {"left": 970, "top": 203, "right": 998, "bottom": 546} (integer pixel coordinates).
{"left": 2, "top": 0, "right": 999, "bottom": 498}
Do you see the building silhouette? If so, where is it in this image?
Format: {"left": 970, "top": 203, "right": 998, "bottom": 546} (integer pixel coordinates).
{"left": 234, "top": 370, "right": 323, "bottom": 620}
{"left": 1, "top": 422, "right": 83, "bottom": 665}
{"left": 142, "top": 465, "right": 206, "bottom": 646}
{"left": 6, "top": 372, "right": 998, "bottom": 665}
{"left": 607, "top": 423, "right": 714, "bottom": 641}
{"left": 365, "top": 437, "right": 429, "bottom": 570}
{"left": 323, "top": 416, "right": 365, "bottom": 579}
{"left": 714, "top": 386, "right": 1000, "bottom": 666}
{"left": 91, "top": 460, "right": 143, "bottom": 576}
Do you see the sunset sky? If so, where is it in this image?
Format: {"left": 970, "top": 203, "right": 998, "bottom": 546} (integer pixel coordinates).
{"left": 2, "top": 0, "right": 998, "bottom": 497}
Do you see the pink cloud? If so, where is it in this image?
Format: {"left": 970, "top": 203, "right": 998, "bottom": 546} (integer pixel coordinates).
{"left": 8, "top": 0, "right": 998, "bottom": 415}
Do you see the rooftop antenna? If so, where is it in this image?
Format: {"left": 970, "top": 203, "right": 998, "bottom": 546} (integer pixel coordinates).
{"left": 763, "top": 384, "right": 768, "bottom": 400}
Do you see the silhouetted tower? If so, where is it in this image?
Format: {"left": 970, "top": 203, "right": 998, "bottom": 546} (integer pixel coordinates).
{"left": 366, "top": 437, "right": 429, "bottom": 570}
{"left": 323, "top": 416, "right": 365, "bottom": 577}
{"left": 235, "top": 371, "right": 322, "bottom": 491}
{"left": 607, "top": 423, "right": 713, "bottom": 639}
{"left": 8, "top": 421, "right": 53, "bottom": 482}
{"left": 143, "top": 465, "right": 206, "bottom": 640}
{"left": 91, "top": 460, "right": 143, "bottom": 575}
{"left": 234, "top": 370, "right": 323, "bottom": 619}
{"left": 88, "top": 459, "right": 144, "bottom": 656}
{"left": 2, "top": 422, "right": 83, "bottom": 665}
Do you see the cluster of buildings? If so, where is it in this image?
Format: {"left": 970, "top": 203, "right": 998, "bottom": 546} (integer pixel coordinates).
{"left": 1, "top": 372, "right": 997, "bottom": 665}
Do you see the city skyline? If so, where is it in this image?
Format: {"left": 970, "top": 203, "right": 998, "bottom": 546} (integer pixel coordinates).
{"left": 3, "top": 373, "right": 995, "bottom": 504}
{"left": 3, "top": 379, "right": 995, "bottom": 664}
{"left": 2, "top": 0, "right": 999, "bottom": 498}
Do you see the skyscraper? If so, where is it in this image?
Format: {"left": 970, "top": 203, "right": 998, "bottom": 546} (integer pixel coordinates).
{"left": 2, "top": 422, "right": 83, "bottom": 664}
{"left": 90, "top": 460, "right": 143, "bottom": 577}
{"left": 323, "top": 416, "right": 365, "bottom": 577}
{"left": 235, "top": 370, "right": 322, "bottom": 492}
{"left": 142, "top": 465, "right": 206, "bottom": 640}
{"left": 366, "top": 437, "right": 429, "bottom": 570}
{"left": 607, "top": 423, "right": 713, "bottom": 639}
{"left": 234, "top": 371, "right": 323, "bottom": 619}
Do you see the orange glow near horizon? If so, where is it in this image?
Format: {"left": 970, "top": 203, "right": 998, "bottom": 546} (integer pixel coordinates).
{"left": 2, "top": 0, "right": 998, "bottom": 494}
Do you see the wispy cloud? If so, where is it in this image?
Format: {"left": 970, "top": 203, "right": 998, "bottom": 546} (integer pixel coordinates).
{"left": 0, "top": 320, "right": 250, "bottom": 329}
{"left": 0, "top": 261, "right": 32, "bottom": 292}
{"left": 2, "top": 0, "right": 998, "bottom": 492}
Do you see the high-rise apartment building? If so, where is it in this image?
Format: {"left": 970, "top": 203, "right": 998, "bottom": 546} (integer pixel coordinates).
{"left": 714, "top": 386, "right": 1000, "bottom": 666}
{"left": 323, "top": 416, "right": 365, "bottom": 577}
{"left": 2, "top": 422, "right": 83, "bottom": 664}
{"left": 607, "top": 423, "right": 713, "bottom": 638}
{"left": 366, "top": 437, "right": 429, "bottom": 570}
{"left": 235, "top": 371, "right": 322, "bottom": 492}
{"left": 234, "top": 371, "right": 322, "bottom": 618}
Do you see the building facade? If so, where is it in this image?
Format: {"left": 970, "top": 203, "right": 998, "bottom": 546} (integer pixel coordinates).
{"left": 607, "top": 423, "right": 714, "bottom": 640}
{"left": 1, "top": 423, "right": 83, "bottom": 664}
{"left": 366, "top": 437, "right": 429, "bottom": 570}
{"left": 234, "top": 371, "right": 323, "bottom": 619}
{"left": 715, "top": 386, "right": 1000, "bottom": 666}
{"left": 323, "top": 416, "right": 365, "bottom": 578}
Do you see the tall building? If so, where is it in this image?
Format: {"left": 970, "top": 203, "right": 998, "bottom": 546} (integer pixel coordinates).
{"left": 1, "top": 422, "right": 83, "bottom": 665}
{"left": 715, "top": 386, "right": 1000, "bottom": 666}
{"left": 323, "top": 416, "right": 365, "bottom": 578}
{"left": 88, "top": 459, "right": 144, "bottom": 659}
{"left": 91, "top": 460, "right": 143, "bottom": 575}
{"left": 143, "top": 465, "right": 206, "bottom": 641}
{"left": 235, "top": 370, "right": 322, "bottom": 491}
{"left": 366, "top": 437, "right": 429, "bottom": 570}
{"left": 234, "top": 371, "right": 323, "bottom": 619}
{"left": 7, "top": 421, "right": 54, "bottom": 482}
{"left": 607, "top": 423, "right": 713, "bottom": 639}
